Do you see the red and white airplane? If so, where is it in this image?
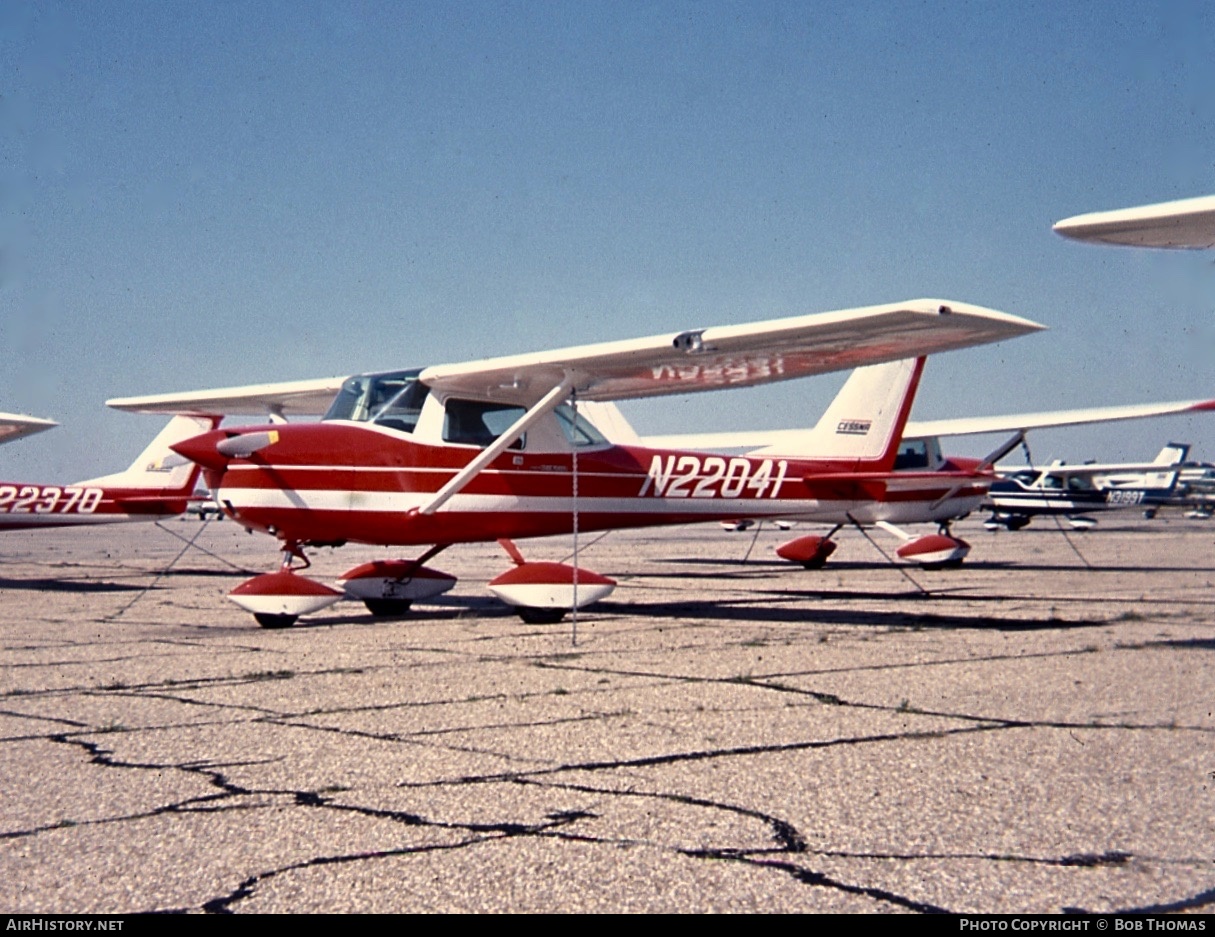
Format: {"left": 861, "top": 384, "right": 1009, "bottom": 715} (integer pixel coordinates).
{"left": 107, "top": 298, "right": 1044, "bottom": 627}
{"left": 0, "top": 415, "right": 218, "bottom": 531}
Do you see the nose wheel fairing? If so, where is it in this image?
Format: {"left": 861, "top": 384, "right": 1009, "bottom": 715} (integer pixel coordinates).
{"left": 337, "top": 558, "right": 457, "bottom": 614}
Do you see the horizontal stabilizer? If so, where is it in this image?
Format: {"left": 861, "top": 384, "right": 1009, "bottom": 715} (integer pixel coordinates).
{"left": 800, "top": 469, "right": 984, "bottom": 502}
{"left": 643, "top": 402, "right": 1214, "bottom": 454}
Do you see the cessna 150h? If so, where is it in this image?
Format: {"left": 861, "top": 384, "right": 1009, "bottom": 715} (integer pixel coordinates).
{"left": 0, "top": 414, "right": 218, "bottom": 531}
{"left": 108, "top": 298, "right": 1044, "bottom": 627}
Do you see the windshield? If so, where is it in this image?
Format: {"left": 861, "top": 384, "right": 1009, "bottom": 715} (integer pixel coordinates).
{"left": 324, "top": 369, "right": 429, "bottom": 433}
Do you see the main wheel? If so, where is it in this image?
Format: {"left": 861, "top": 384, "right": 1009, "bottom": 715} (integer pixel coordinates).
{"left": 517, "top": 606, "right": 566, "bottom": 625}
{"left": 920, "top": 558, "right": 965, "bottom": 571}
{"left": 364, "top": 599, "right": 413, "bottom": 617}
{"left": 254, "top": 613, "right": 298, "bottom": 629}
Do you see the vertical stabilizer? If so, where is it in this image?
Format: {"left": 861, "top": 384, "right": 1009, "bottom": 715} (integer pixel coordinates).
{"left": 753, "top": 358, "right": 924, "bottom": 469}
{"left": 74, "top": 415, "right": 220, "bottom": 491}
{"left": 1143, "top": 442, "right": 1191, "bottom": 490}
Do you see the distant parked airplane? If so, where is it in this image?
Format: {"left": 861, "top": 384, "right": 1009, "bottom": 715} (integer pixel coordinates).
{"left": 984, "top": 444, "right": 1190, "bottom": 531}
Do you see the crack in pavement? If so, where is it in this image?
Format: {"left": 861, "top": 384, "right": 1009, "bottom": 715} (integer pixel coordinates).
{"left": 0, "top": 718, "right": 1010, "bottom": 913}
{"left": 6, "top": 681, "right": 1206, "bottom": 913}
{"left": 4, "top": 537, "right": 1209, "bottom": 912}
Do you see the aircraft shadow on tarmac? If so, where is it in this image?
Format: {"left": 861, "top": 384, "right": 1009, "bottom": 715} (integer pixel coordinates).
{"left": 590, "top": 596, "right": 1108, "bottom": 632}
{"left": 1147, "top": 636, "right": 1215, "bottom": 652}
{"left": 279, "top": 592, "right": 1108, "bottom": 633}
{"left": 0, "top": 575, "right": 147, "bottom": 594}
{"left": 0, "top": 563, "right": 259, "bottom": 594}
{"left": 282, "top": 595, "right": 512, "bottom": 630}
{"left": 652, "top": 557, "right": 1214, "bottom": 575}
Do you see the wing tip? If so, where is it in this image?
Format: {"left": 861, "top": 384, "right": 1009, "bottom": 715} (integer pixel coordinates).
{"left": 1053, "top": 194, "right": 1215, "bottom": 248}
{"left": 914, "top": 298, "right": 1046, "bottom": 335}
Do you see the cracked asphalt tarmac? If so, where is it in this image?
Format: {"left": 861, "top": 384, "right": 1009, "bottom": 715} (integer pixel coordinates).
{"left": 0, "top": 516, "right": 1212, "bottom": 912}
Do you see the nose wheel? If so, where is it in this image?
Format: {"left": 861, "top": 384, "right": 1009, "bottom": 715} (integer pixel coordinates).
{"left": 516, "top": 607, "right": 568, "bottom": 625}
{"left": 362, "top": 598, "right": 414, "bottom": 617}
{"left": 254, "top": 613, "right": 299, "bottom": 629}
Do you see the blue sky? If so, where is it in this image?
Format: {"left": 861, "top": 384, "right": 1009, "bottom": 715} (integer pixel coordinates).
{"left": 4, "top": 0, "right": 1213, "bottom": 480}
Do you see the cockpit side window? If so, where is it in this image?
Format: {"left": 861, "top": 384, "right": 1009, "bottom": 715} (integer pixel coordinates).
{"left": 894, "top": 439, "right": 929, "bottom": 470}
{"left": 555, "top": 404, "right": 607, "bottom": 447}
{"left": 443, "top": 399, "right": 527, "bottom": 448}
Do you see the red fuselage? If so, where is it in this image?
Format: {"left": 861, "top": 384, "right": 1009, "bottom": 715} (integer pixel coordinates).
{"left": 0, "top": 482, "right": 191, "bottom": 531}
{"left": 176, "top": 422, "right": 992, "bottom": 549}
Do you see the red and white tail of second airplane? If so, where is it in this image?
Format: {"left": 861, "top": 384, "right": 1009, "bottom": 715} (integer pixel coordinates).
{"left": 0, "top": 415, "right": 218, "bottom": 531}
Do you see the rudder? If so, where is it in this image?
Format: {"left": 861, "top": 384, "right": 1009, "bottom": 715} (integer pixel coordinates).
{"left": 753, "top": 357, "right": 925, "bottom": 469}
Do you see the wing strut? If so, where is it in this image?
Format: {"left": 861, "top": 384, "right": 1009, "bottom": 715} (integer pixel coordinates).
{"left": 927, "top": 430, "right": 1028, "bottom": 511}
{"left": 978, "top": 432, "right": 1026, "bottom": 471}
{"left": 416, "top": 376, "right": 577, "bottom": 517}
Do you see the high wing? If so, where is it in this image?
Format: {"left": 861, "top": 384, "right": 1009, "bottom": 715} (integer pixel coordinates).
{"left": 419, "top": 298, "right": 1038, "bottom": 405}
{"left": 1053, "top": 194, "right": 1215, "bottom": 249}
{"left": 997, "top": 460, "right": 1183, "bottom": 478}
{"left": 105, "top": 299, "right": 1041, "bottom": 413}
{"left": 108, "top": 376, "right": 348, "bottom": 417}
{"left": 0, "top": 412, "right": 59, "bottom": 446}
{"left": 639, "top": 399, "right": 1215, "bottom": 451}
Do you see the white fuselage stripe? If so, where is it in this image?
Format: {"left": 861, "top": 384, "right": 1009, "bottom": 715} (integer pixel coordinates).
{"left": 217, "top": 487, "right": 981, "bottom": 524}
